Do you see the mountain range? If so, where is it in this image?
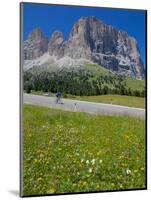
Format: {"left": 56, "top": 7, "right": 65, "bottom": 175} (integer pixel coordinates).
{"left": 23, "top": 16, "right": 145, "bottom": 80}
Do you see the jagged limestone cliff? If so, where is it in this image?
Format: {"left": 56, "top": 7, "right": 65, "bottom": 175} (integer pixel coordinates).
{"left": 23, "top": 17, "right": 144, "bottom": 79}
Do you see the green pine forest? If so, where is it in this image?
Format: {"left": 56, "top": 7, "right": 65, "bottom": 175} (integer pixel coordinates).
{"left": 24, "top": 64, "right": 145, "bottom": 97}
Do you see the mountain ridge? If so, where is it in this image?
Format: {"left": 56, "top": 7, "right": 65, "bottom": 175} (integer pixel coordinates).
{"left": 23, "top": 16, "right": 145, "bottom": 80}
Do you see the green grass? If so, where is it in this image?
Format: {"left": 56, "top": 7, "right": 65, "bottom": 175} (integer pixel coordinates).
{"left": 23, "top": 104, "right": 146, "bottom": 196}
{"left": 84, "top": 63, "right": 145, "bottom": 92}
{"left": 125, "top": 77, "right": 145, "bottom": 91}
{"left": 68, "top": 94, "right": 145, "bottom": 108}
{"left": 83, "top": 63, "right": 109, "bottom": 75}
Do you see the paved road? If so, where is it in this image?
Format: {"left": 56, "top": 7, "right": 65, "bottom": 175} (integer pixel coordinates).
{"left": 23, "top": 94, "right": 145, "bottom": 119}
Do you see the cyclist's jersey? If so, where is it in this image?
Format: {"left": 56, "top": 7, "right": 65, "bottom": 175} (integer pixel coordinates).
{"left": 56, "top": 92, "right": 61, "bottom": 97}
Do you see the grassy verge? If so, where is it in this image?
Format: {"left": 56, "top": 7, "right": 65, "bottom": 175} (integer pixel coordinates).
{"left": 68, "top": 94, "right": 145, "bottom": 108}
{"left": 23, "top": 104, "right": 146, "bottom": 196}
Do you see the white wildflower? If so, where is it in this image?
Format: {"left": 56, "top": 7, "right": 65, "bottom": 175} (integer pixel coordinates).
{"left": 91, "top": 159, "right": 95, "bottom": 165}
{"left": 126, "top": 169, "right": 131, "bottom": 175}
{"left": 86, "top": 160, "right": 89, "bottom": 164}
{"left": 99, "top": 159, "right": 103, "bottom": 164}
{"left": 88, "top": 168, "right": 93, "bottom": 173}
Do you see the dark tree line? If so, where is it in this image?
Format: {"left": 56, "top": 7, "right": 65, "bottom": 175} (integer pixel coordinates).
{"left": 24, "top": 69, "right": 145, "bottom": 97}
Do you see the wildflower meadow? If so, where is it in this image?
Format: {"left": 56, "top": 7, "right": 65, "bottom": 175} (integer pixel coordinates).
{"left": 23, "top": 104, "right": 146, "bottom": 196}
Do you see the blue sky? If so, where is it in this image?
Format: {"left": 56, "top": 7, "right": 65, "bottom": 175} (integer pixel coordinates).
{"left": 22, "top": 3, "right": 146, "bottom": 67}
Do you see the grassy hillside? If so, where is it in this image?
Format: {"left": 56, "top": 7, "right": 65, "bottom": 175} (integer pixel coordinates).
{"left": 24, "top": 62, "right": 145, "bottom": 97}
{"left": 83, "top": 63, "right": 110, "bottom": 75}
{"left": 22, "top": 104, "right": 146, "bottom": 196}
{"left": 84, "top": 63, "right": 145, "bottom": 92}
{"left": 125, "top": 77, "right": 145, "bottom": 91}
{"left": 67, "top": 94, "right": 145, "bottom": 108}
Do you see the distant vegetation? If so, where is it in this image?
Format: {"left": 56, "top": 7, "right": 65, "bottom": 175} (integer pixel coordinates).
{"left": 23, "top": 64, "right": 145, "bottom": 97}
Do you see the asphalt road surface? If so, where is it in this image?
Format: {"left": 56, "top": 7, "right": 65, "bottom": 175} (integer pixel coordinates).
{"left": 23, "top": 94, "right": 145, "bottom": 119}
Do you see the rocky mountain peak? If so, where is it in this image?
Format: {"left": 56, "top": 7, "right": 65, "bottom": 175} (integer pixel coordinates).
{"left": 24, "top": 28, "right": 48, "bottom": 60}
{"left": 23, "top": 17, "right": 145, "bottom": 79}
{"left": 49, "top": 31, "right": 64, "bottom": 46}
{"left": 28, "top": 28, "right": 44, "bottom": 42}
{"left": 69, "top": 16, "right": 102, "bottom": 38}
{"left": 48, "top": 31, "right": 64, "bottom": 58}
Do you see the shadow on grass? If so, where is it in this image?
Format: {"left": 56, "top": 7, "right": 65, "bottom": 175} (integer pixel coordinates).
{"left": 8, "top": 190, "right": 19, "bottom": 197}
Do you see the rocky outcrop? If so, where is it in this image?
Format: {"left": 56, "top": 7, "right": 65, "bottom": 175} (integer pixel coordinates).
{"left": 48, "top": 31, "right": 65, "bottom": 58}
{"left": 62, "top": 16, "right": 144, "bottom": 79}
{"left": 23, "top": 17, "right": 145, "bottom": 79}
{"left": 24, "top": 28, "right": 48, "bottom": 60}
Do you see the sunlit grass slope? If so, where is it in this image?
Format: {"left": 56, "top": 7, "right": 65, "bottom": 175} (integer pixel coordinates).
{"left": 68, "top": 94, "right": 145, "bottom": 108}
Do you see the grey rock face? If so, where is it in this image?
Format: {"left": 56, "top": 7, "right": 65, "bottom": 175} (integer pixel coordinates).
{"left": 23, "top": 17, "right": 145, "bottom": 79}
{"left": 24, "top": 28, "right": 48, "bottom": 60}
{"left": 63, "top": 16, "right": 144, "bottom": 79}
{"left": 48, "top": 31, "right": 65, "bottom": 58}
